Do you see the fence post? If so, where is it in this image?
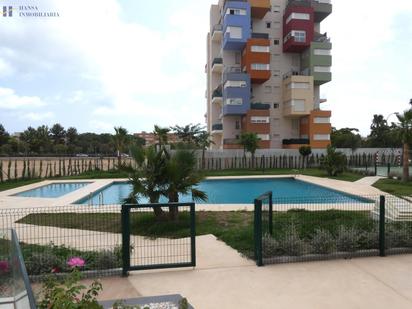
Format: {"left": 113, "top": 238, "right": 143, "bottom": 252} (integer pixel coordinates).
{"left": 121, "top": 204, "right": 131, "bottom": 277}
{"left": 387, "top": 163, "right": 391, "bottom": 177}
{"left": 379, "top": 195, "right": 386, "bottom": 257}
{"left": 374, "top": 162, "right": 377, "bottom": 176}
{"left": 254, "top": 199, "right": 263, "bottom": 267}
{"left": 268, "top": 192, "right": 273, "bottom": 236}
{"left": 190, "top": 203, "right": 196, "bottom": 267}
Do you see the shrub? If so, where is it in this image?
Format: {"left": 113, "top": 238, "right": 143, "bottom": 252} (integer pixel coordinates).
{"left": 386, "top": 224, "right": 412, "bottom": 249}
{"left": 336, "top": 226, "right": 360, "bottom": 252}
{"left": 357, "top": 228, "right": 379, "bottom": 250}
{"left": 89, "top": 249, "right": 121, "bottom": 270}
{"left": 26, "top": 252, "right": 64, "bottom": 276}
{"left": 262, "top": 234, "right": 281, "bottom": 258}
{"left": 279, "top": 224, "right": 308, "bottom": 256}
{"left": 320, "top": 146, "right": 346, "bottom": 176}
{"left": 310, "top": 229, "right": 336, "bottom": 254}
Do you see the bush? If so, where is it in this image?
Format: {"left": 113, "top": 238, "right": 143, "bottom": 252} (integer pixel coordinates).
{"left": 26, "top": 252, "right": 64, "bottom": 276}
{"left": 357, "top": 228, "right": 379, "bottom": 250}
{"left": 336, "top": 226, "right": 360, "bottom": 252}
{"left": 88, "top": 249, "right": 121, "bottom": 270}
{"left": 310, "top": 229, "right": 336, "bottom": 254}
{"left": 320, "top": 146, "right": 346, "bottom": 176}
{"left": 279, "top": 224, "right": 308, "bottom": 256}
{"left": 386, "top": 224, "right": 412, "bottom": 249}
{"left": 262, "top": 234, "right": 281, "bottom": 258}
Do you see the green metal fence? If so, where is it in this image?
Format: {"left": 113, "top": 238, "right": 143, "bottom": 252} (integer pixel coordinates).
{"left": 254, "top": 194, "right": 412, "bottom": 266}
{"left": 121, "top": 203, "right": 196, "bottom": 276}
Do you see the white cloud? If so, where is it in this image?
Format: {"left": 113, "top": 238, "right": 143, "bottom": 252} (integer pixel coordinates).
{"left": 0, "top": 87, "right": 46, "bottom": 109}
{"left": 21, "top": 112, "right": 54, "bottom": 121}
{"left": 89, "top": 120, "right": 114, "bottom": 132}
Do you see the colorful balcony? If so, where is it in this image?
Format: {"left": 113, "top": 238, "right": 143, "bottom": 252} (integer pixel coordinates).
{"left": 222, "top": 69, "right": 251, "bottom": 116}
{"left": 301, "top": 39, "right": 332, "bottom": 85}
{"left": 299, "top": 110, "right": 332, "bottom": 148}
{"left": 282, "top": 74, "right": 314, "bottom": 117}
{"left": 283, "top": 5, "right": 314, "bottom": 53}
{"left": 242, "top": 38, "right": 271, "bottom": 84}
{"left": 223, "top": 1, "right": 251, "bottom": 50}
{"left": 241, "top": 108, "right": 271, "bottom": 148}
{"left": 250, "top": 0, "right": 271, "bottom": 19}
{"left": 287, "top": 0, "right": 332, "bottom": 23}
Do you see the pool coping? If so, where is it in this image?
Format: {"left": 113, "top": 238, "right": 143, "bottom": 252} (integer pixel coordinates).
{"left": 0, "top": 175, "right": 385, "bottom": 211}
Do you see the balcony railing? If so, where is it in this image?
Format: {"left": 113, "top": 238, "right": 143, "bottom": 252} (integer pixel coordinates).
{"left": 251, "top": 32, "right": 269, "bottom": 39}
{"left": 313, "top": 32, "right": 330, "bottom": 43}
{"left": 212, "top": 24, "right": 223, "bottom": 33}
{"left": 282, "top": 70, "right": 310, "bottom": 80}
{"left": 224, "top": 138, "right": 240, "bottom": 145}
{"left": 212, "top": 58, "right": 223, "bottom": 66}
{"left": 283, "top": 138, "right": 310, "bottom": 145}
{"left": 212, "top": 124, "right": 223, "bottom": 131}
{"left": 251, "top": 103, "right": 271, "bottom": 110}
{"left": 212, "top": 88, "right": 223, "bottom": 99}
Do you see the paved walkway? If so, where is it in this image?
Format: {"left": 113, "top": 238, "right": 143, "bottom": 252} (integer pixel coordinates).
{"left": 354, "top": 176, "right": 385, "bottom": 186}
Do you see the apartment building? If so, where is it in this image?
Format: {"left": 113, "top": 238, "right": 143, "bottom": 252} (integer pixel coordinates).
{"left": 135, "top": 132, "right": 179, "bottom": 147}
{"left": 205, "top": 0, "right": 332, "bottom": 150}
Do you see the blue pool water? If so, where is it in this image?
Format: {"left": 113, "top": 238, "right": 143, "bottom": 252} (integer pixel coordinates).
{"left": 15, "top": 182, "right": 90, "bottom": 198}
{"left": 75, "top": 178, "right": 369, "bottom": 205}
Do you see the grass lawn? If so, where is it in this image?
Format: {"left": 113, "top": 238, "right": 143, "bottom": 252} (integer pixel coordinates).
{"left": 0, "top": 179, "right": 43, "bottom": 192}
{"left": 205, "top": 168, "right": 363, "bottom": 182}
{"left": 18, "top": 210, "right": 375, "bottom": 258}
{"left": 373, "top": 179, "right": 412, "bottom": 197}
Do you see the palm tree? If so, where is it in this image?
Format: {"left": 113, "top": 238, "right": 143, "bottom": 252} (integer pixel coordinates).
{"left": 171, "top": 123, "right": 204, "bottom": 145}
{"left": 163, "top": 148, "right": 207, "bottom": 220}
{"left": 126, "top": 145, "right": 168, "bottom": 218}
{"left": 196, "top": 131, "right": 214, "bottom": 169}
{"left": 396, "top": 103, "right": 412, "bottom": 182}
{"left": 113, "top": 127, "right": 129, "bottom": 168}
{"left": 239, "top": 132, "right": 261, "bottom": 168}
{"left": 153, "top": 125, "right": 170, "bottom": 149}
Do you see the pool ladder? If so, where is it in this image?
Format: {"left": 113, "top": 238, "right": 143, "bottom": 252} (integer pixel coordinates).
{"left": 88, "top": 192, "right": 104, "bottom": 206}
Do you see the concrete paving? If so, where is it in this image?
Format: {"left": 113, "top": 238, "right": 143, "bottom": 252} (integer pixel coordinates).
{"left": 354, "top": 176, "right": 385, "bottom": 186}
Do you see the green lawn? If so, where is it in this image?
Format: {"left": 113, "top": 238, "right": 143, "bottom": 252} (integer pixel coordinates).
{"left": 0, "top": 179, "right": 43, "bottom": 192}
{"left": 373, "top": 179, "right": 412, "bottom": 197}
{"left": 205, "top": 168, "right": 363, "bottom": 182}
{"left": 18, "top": 210, "right": 375, "bottom": 258}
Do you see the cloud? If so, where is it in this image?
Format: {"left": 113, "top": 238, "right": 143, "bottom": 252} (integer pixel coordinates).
{"left": 0, "top": 87, "right": 46, "bottom": 110}
{"left": 21, "top": 112, "right": 54, "bottom": 121}
{"left": 89, "top": 120, "right": 114, "bottom": 132}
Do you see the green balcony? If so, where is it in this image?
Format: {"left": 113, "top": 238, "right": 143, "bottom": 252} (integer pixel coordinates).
{"left": 301, "top": 40, "right": 332, "bottom": 85}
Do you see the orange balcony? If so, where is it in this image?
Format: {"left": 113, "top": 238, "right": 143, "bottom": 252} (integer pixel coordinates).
{"left": 300, "top": 110, "right": 332, "bottom": 149}
{"left": 242, "top": 38, "right": 271, "bottom": 84}
{"left": 250, "top": 0, "right": 271, "bottom": 19}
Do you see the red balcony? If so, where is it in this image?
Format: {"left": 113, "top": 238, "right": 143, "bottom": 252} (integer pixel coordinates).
{"left": 283, "top": 6, "right": 314, "bottom": 53}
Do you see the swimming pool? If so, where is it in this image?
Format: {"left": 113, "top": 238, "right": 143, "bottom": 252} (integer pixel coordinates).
{"left": 14, "top": 182, "right": 91, "bottom": 198}
{"left": 75, "top": 178, "right": 369, "bottom": 205}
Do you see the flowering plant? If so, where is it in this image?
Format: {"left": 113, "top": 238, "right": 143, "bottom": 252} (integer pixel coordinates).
{"left": 0, "top": 259, "right": 12, "bottom": 297}
{"left": 0, "top": 260, "right": 10, "bottom": 273}
{"left": 67, "top": 257, "right": 85, "bottom": 268}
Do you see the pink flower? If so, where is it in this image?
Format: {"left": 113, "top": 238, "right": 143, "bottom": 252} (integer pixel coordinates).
{"left": 67, "top": 257, "right": 85, "bottom": 268}
{"left": 51, "top": 266, "right": 61, "bottom": 273}
{"left": 0, "top": 260, "right": 10, "bottom": 273}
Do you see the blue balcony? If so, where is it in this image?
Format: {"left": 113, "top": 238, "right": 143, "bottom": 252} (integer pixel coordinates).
{"left": 222, "top": 1, "right": 251, "bottom": 50}
{"left": 222, "top": 70, "right": 251, "bottom": 116}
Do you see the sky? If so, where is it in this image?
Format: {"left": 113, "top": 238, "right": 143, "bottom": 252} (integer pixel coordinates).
{"left": 0, "top": 0, "right": 411, "bottom": 136}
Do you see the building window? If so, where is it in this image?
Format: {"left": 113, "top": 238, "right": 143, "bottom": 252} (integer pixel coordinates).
{"left": 272, "top": 70, "right": 280, "bottom": 77}
{"left": 251, "top": 116, "right": 270, "bottom": 124}
{"left": 235, "top": 120, "right": 240, "bottom": 130}
{"left": 266, "top": 22, "right": 271, "bottom": 28}
{"left": 225, "top": 80, "right": 247, "bottom": 88}
{"left": 226, "top": 8, "right": 247, "bottom": 16}
{"left": 285, "top": 100, "right": 305, "bottom": 112}
{"left": 226, "top": 26, "right": 243, "bottom": 39}
{"left": 251, "top": 45, "right": 270, "bottom": 53}
{"left": 273, "top": 5, "right": 280, "bottom": 13}
{"left": 235, "top": 52, "right": 241, "bottom": 64}
{"left": 314, "top": 134, "right": 331, "bottom": 141}
{"left": 225, "top": 98, "right": 243, "bottom": 105}
{"left": 314, "top": 66, "right": 331, "bottom": 73}
{"left": 286, "top": 12, "right": 310, "bottom": 24}
{"left": 274, "top": 39, "right": 280, "bottom": 45}
{"left": 314, "top": 49, "right": 331, "bottom": 56}
{"left": 288, "top": 82, "right": 310, "bottom": 89}
{"left": 314, "top": 117, "right": 331, "bottom": 124}
{"left": 284, "top": 30, "right": 306, "bottom": 43}
{"left": 258, "top": 134, "right": 270, "bottom": 141}
{"left": 251, "top": 63, "right": 270, "bottom": 71}
{"left": 273, "top": 103, "right": 279, "bottom": 109}
{"left": 264, "top": 86, "right": 272, "bottom": 94}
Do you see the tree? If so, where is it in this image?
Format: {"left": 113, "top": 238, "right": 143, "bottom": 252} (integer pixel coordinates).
{"left": 396, "top": 103, "right": 412, "bottom": 182}
{"left": 50, "top": 123, "right": 66, "bottom": 145}
{"left": 299, "top": 146, "right": 312, "bottom": 169}
{"left": 367, "top": 115, "right": 391, "bottom": 147}
{"left": 113, "top": 127, "right": 129, "bottom": 168}
{"left": 239, "top": 132, "right": 260, "bottom": 167}
{"left": 153, "top": 125, "right": 170, "bottom": 148}
{"left": 196, "top": 131, "right": 214, "bottom": 169}
{"left": 171, "top": 123, "right": 203, "bottom": 145}
{"left": 163, "top": 148, "right": 207, "bottom": 220}
{"left": 320, "top": 146, "right": 347, "bottom": 177}
{"left": 126, "top": 145, "right": 169, "bottom": 218}
{"left": 66, "top": 127, "right": 78, "bottom": 153}
{"left": 0, "top": 124, "right": 10, "bottom": 147}
{"left": 331, "top": 128, "right": 363, "bottom": 151}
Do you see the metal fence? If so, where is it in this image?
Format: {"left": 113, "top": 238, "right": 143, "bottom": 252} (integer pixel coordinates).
{"left": 254, "top": 194, "right": 412, "bottom": 266}
{"left": 121, "top": 203, "right": 196, "bottom": 276}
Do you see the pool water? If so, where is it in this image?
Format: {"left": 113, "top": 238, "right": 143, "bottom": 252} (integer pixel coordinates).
{"left": 14, "top": 182, "right": 90, "bottom": 198}
{"left": 76, "top": 178, "right": 369, "bottom": 205}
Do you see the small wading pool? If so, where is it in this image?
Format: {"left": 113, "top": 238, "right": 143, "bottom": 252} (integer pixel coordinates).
{"left": 14, "top": 182, "right": 91, "bottom": 198}
{"left": 74, "top": 178, "right": 371, "bottom": 205}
